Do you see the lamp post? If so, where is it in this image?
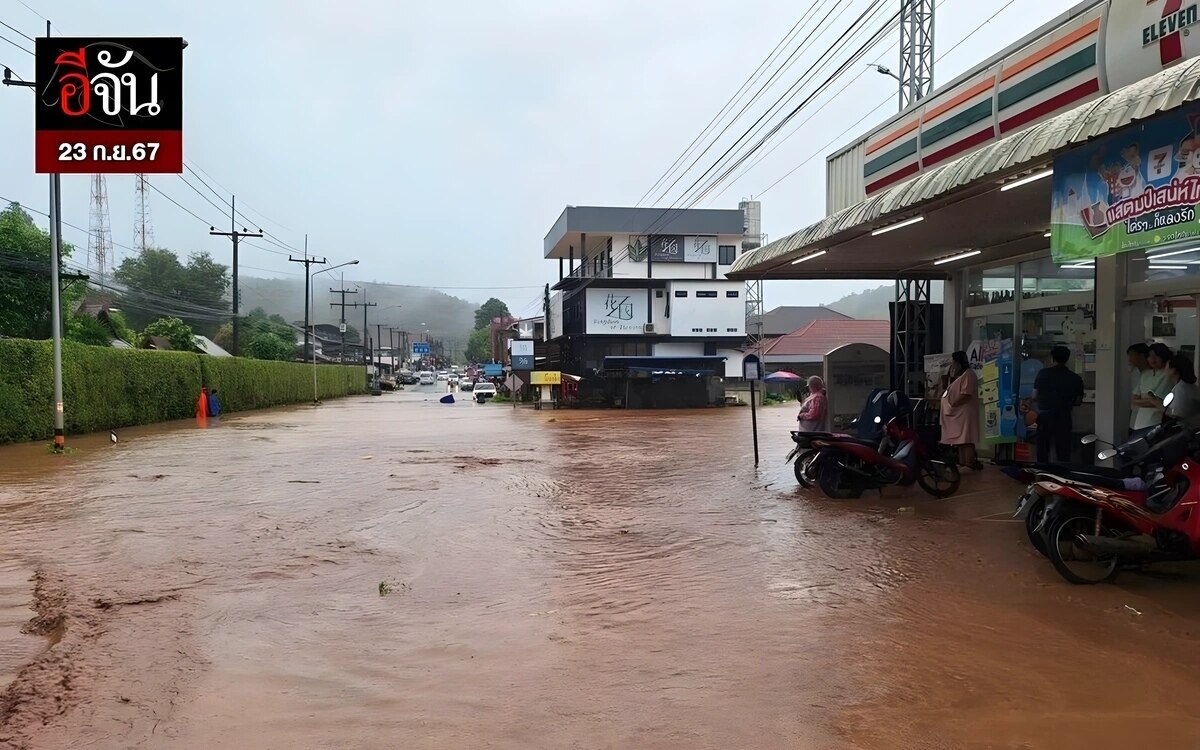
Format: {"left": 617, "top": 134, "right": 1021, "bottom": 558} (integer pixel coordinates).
{"left": 311, "top": 260, "right": 359, "bottom": 403}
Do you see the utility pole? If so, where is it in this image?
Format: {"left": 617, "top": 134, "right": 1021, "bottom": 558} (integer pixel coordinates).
{"left": 288, "top": 239, "right": 326, "bottom": 361}
{"left": 4, "top": 21, "right": 66, "bottom": 451}
{"left": 210, "top": 195, "right": 263, "bottom": 356}
{"left": 899, "top": 0, "right": 935, "bottom": 111}
{"left": 329, "top": 286, "right": 359, "bottom": 364}
{"left": 348, "top": 298, "right": 377, "bottom": 386}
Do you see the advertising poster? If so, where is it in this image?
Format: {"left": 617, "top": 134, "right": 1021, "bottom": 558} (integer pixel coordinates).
{"left": 586, "top": 288, "right": 647, "bottom": 334}
{"left": 1051, "top": 102, "right": 1200, "bottom": 262}
{"left": 975, "top": 338, "right": 1017, "bottom": 445}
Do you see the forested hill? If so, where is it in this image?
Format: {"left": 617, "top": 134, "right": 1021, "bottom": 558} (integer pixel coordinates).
{"left": 239, "top": 276, "right": 476, "bottom": 340}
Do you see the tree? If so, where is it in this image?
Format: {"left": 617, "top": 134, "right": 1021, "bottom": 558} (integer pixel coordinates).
{"left": 0, "top": 202, "right": 80, "bottom": 339}
{"left": 244, "top": 332, "right": 294, "bottom": 360}
{"left": 142, "top": 316, "right": 199, "bottom": 352}
{"left": 465, "top": 326, "right": 491, "bottom": 363}
{"left": 474, "top": 297, "right": 511, "bottom": 330}
{"left": 114, "top": 247, "right": 229, "bottom": 333}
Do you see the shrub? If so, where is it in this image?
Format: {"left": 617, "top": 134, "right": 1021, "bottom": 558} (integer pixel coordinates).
{"left": 0, "top": 339, "right": 202, "bottom": 444}
{"left": 199, "top": 357, "right": 364, "bottom": 412}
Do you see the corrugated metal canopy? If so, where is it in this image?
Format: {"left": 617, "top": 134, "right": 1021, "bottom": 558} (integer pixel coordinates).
{"left": 729, "top": 58, "right": 1200, "bottom": 280}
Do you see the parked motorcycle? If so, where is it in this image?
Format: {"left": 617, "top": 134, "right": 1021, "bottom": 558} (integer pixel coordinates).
{"left": 1008, "top": 430, "right": 1156, "bottom": 556}
{"left": 808, "top": 397, "right": 960, "bottom": 499}
{"left": 1032, "top": 394, "right": 1200, "bottom": 584}
{"left": 786, "top": 389, "right": 911, "bottom": 488}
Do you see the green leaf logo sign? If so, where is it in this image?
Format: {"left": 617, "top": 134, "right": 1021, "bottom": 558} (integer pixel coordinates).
{"left": 626, "top": 236, "right": 647, "bottom": 262}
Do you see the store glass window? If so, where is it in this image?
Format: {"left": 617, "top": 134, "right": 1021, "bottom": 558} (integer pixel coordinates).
{"left": 1127, "top": 245, "right": 1200, "bottom": 283}
{"left": 965, "top": 313, "right": 1014, "bottom": 347}
{"left": 966, "top": 265, "right": 1016, "bottom": 306}
{"left": 1130, "top": 296, "right": 1199, "bottom": 363}
{"left": 1020, "top": 256, "right": 1094, "bottom": 299}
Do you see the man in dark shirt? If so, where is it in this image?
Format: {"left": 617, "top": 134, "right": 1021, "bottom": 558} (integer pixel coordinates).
{"left": 1033, "top": 345, "right": 1086, "bottom": 463}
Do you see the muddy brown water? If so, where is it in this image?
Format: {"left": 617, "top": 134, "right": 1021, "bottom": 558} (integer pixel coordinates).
{"left": 1, "top": 390, "right": 1199, "bottom": 749}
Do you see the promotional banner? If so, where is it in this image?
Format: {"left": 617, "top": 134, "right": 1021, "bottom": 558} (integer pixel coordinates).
{"left": 649, "top": 235, "right": 684, "bottom": 263}
{"left": 683, "top": 236, "right": 717, "bottom": 263}
{"left": 35, "top": 37, "right": 184, "bottom": 174}
{"left": 639, "top": 235, "right": 722, "bottom": 263}
{"left": 1051, "top": 102, "right": 1200, "bottom": 262}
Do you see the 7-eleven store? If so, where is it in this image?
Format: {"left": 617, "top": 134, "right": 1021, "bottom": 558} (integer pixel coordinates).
{"left": 730, "top": 0, "right": 1200, "bottom": 453}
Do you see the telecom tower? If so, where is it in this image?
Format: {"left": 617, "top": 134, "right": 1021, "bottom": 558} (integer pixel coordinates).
{"left": 87, "top": 175, "right": 113, "bottom": 282}
{"left": 134, "top": 174, "right": 155, "bottom": 253}
{"left": 893, "top": 0, "right": 935, "bottom": 393}
{"left": 740, "top": 199, "right": 764, "bottom": 344}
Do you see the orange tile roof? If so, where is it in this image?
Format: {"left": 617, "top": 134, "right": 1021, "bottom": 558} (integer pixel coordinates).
{"left": 762, "top": 319, "right": 891, "bottom": 356}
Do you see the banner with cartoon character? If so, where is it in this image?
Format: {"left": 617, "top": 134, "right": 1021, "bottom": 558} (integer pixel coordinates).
{"left": 1051, "top": 102, "right": 1200, "bottom": 262}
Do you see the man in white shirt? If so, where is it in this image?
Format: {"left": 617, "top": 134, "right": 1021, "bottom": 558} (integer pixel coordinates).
{"left": 1132, "top": 342, "right": 1172, "bottom": 430}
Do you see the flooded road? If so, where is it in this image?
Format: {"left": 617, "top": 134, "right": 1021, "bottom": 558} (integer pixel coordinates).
{"left": 2, "top": 389, "right": 1199, "bottom": 749}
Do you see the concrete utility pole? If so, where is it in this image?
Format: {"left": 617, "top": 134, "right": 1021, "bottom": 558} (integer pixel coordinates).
{"left": 329, "top": 286, "right": 358, "bottom": 364}
{"left": 3, "top": 21, "right": 66, "bottom": 451}
{"left": 210, "top": 195, "right": 263, "bottom": 356}
{"left": 287, "top": 238, "right": 326, "bottom": 361}
{"left": 348, "top": 298, "right": 377, "bottom": 385}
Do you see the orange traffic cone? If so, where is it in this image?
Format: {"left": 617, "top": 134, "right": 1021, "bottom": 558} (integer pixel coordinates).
{"left": 197, "top": 387, "right": 209, "bottom": 418}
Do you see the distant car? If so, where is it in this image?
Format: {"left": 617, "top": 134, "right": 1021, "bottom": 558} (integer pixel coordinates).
{"left": 448, "top": 375, "right": 460, "bottom": 385}
{"left": 437, "top": 372, "right": 448, "bottom": 381}
{"left": 418, "top": 371, "right": 436, "bottom": 385}
{"left": 474, "top": 382, "right": 497, "bottom": 402}
{"left": 399, "top": 373, "right": 419, "bottom": 385}
{"left": 461, "top": 379, "right": 475, "bottom": 392}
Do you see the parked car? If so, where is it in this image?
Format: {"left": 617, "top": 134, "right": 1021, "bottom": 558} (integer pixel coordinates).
{"left": 437, "top": 371, "right": 449, "bottom": 381}
{"left": 474, "top": 382, "right": 497, "bottom": 403}
{"left": 461, "top": 380, "right": 475, "bottom": 392}
{"left": 398, "top": 372, "right": 419, "bottom": 385}
{"left": 418, "top": 371, "right": 436, "bottom": 385}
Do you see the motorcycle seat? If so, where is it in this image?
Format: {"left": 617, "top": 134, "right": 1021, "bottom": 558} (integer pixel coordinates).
{"left": 1036, "top": 467, "right": 1130, "bottom": 490}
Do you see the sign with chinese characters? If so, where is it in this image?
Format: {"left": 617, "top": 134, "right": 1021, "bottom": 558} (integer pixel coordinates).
{"left": 649, "top": 235, "right": 684, "bottom": 263}
{"left": 684, "top": 236, "right": 717, "bottom": 263}
{"left": 530, "top": 371, "right": 561, "bottom": 385}
{"left": 34, "top": 37, "right": 184, "bottom": 174}
{"left": 586, "top": 288, "right": 647, "bottom": 334}
{"left": 1051, "top": 102, "right": 1200, "bottom": 261}
{"left": 510, "top": 339, "right": 534, "bottom": 370}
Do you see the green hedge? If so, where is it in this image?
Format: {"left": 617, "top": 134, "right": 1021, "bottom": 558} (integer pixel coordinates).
{"left": 0, "top": 338, "right": 366, "bottom": 444}
{"left": 198, "top": 357, "right": 364, "bottom": 412}
{"left": 0, "top": 339, "right": 202, "bottom": 444}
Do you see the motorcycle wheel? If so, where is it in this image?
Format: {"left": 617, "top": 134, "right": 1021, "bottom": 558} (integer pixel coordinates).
{"left": 1046, "top": 510, "right": 1121, "bottom": 585}
{"left": 817, "top": 455, "right": 863, "bottom": 499}
{"left": 794, "top": 451, "right": 819, "bottom": 487}
{"left": 916, "top": 460, "right": 960, "bottom": 498}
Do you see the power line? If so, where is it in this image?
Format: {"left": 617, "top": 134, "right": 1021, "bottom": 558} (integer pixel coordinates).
{"left": 0, "top": 31, "right": 31, "bottom": 55}
{"left": 0, "top": 18, "right": 34, "bottom": 42}
{"left": 143, "top": 181, "right": 218, "bottom": 227}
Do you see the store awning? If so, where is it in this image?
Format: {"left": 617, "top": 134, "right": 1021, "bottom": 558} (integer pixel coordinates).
{"left": 728, "top": 58, "right": 1200, "bottom": 281}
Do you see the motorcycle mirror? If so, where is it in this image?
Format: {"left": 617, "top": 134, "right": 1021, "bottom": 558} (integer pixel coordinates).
{"left": 1098, "top": 448, "right": 1119, "bottom": 461}
{"left": 1164, "top": 392, "right": 1175, "bottom": 408}
{"left": 1080, "top": 434, "right": 1099, "bottom": 445}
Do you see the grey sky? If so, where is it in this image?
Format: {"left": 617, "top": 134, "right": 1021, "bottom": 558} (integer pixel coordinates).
{"left": 0, "top": 0, "right": 1081, "bottom": 317}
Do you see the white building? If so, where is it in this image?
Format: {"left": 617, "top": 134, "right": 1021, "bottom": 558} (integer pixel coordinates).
{"left": 541, "top": 206, "right": 748, "bottom": 376}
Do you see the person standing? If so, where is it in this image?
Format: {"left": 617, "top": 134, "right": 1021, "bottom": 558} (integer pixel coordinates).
{"left": 1032, "top": 346, "right": 1085, "bottom": 463}
{"left": 1161, "top": 353, "right": 1200, "bottom": 420}
{"left": 1132, "top": 343, "right": 1172, "bottom": 430}
{"left": 797, "top": 376, "right": 827, "bottom": 432}
{"left": 940, "top": 351, "right": 982, "bottom": 470}
{"left": 1126, "top": 343, "right": 1151, "bottom": 433}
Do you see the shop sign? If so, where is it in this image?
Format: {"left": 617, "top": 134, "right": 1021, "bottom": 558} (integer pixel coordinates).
{"left": 649, "top": 235, "right": 684, "bottom": 263}
{"left": 530, "top": 371, "right": 561, "bottom": 385}
{"left": 1051, "top": 103, "right": 1200, "bottom": 262}
{"left": 585, "top": 288, "right": 647, "bottom": 334}
{"left": 683, "top": 236, "right": 717, "bottom": 263}
{"left": 35, "top": 37, "right": 184, "bottom": 174}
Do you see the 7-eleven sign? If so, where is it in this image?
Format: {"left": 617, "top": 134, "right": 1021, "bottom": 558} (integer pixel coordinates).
{"left": 1143, "top": 0, "right": 1200, "bottom": 65}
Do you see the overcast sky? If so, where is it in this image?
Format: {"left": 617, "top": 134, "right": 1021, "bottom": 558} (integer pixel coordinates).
{"left": 0, "top": 0, "right": 1083, "bottom": 316}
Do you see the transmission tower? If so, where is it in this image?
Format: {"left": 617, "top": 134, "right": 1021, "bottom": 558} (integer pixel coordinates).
{"left": 134, "top": 174, "right": 155, "bottom": 253}
{"left": 88, "top": 175, "right": 113, "bottom": 282}
{"left": 899, "top": 0, "right": 934, "bottom": 110}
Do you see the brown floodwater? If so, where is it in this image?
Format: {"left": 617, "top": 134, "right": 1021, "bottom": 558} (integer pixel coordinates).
{"left": 1, "top": 390, "right": 1199, "bottom": 749}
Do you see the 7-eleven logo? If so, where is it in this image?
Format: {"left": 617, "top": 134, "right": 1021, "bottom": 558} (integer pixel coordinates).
{"left": 1144, "top": 0, "right": 1200, "bottom": 65}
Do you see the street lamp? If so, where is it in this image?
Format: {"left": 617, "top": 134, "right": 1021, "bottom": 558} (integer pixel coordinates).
{"left": 870, "top": 64, "right": 901, "bottom": 82}
{"left": 311, "top": 260, "right": 359, "bottom": 403}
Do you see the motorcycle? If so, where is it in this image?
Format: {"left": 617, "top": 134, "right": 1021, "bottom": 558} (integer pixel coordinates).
{"left": 1009, "top": 430, "right": 1157, "bottom": 556}
{"left": 785, "top": 389, "right": 911, "bottom": 488}
{"left": 1034, "top": 393, "right": 1200, "bottom": 584}
{"left": 808, "top": 397, "right": 960, "bottom": 499}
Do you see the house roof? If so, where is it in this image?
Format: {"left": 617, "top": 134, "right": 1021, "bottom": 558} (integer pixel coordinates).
{"left": 195, "top": 335, "right": 232, "bottom": 357}
{"left": 747, "top": 306, "right": 851, "bottom": 337}
{"left": 762, "top": 319, "right": 891, "bottom": 357}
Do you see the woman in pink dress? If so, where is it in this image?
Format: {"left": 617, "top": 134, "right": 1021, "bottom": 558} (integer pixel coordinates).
{"left": 941, "top": 351, "right": 982, "bottom": 469}
{"left": 797, "top": 376, "right": 828, "bottom": 432}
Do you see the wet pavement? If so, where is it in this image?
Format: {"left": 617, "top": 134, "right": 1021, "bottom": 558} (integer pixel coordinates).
{"left": 1, "top": 387, "right": 1199, "bottom": 749}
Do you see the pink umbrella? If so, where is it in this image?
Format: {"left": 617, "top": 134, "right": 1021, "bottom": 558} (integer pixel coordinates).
{"left": 763, "top": 370, "right": 803, "bottom": 382}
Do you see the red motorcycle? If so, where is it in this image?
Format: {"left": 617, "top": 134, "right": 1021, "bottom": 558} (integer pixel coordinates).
{"left": 1036, "top": 401, "right": 1200, "bottom": 584}
{"left": 809, "top": 398, "right": 960, "bottom": 499}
